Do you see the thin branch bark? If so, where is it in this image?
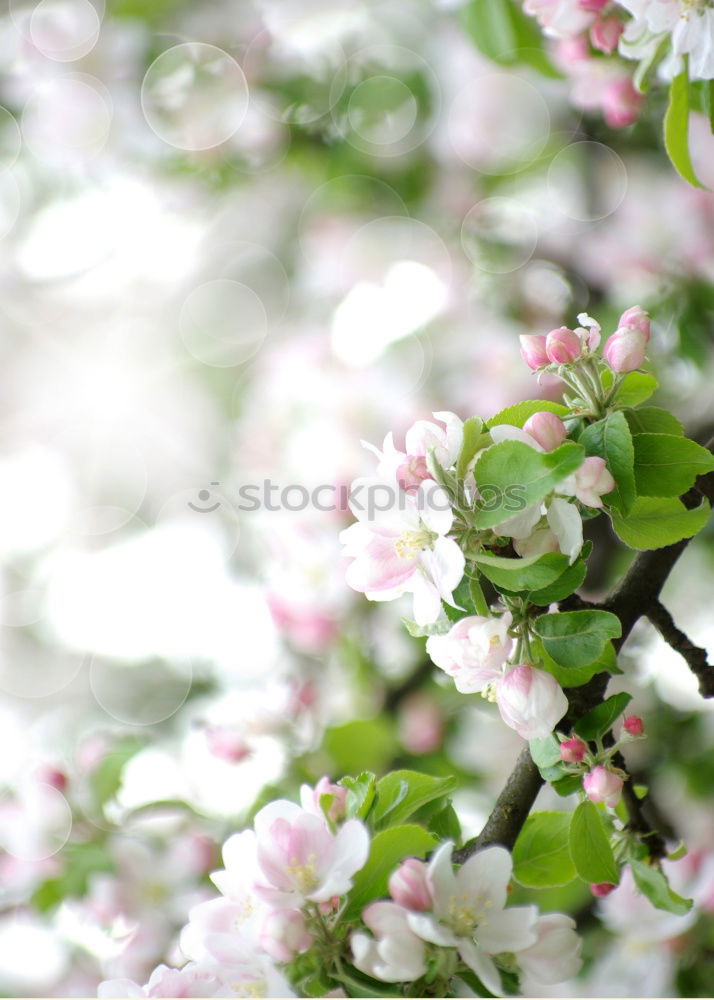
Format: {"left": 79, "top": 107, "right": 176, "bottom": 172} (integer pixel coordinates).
{"left": 647, "top": 600, "right": 714, "bottom": 698}
{"left": 455, "top": 447, "right": 714, "bottom": 862}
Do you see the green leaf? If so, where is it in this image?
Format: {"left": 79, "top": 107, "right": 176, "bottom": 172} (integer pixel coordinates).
{"left": 551, "top": 774, "right": 583, "bottom": 797}
{"left": 473, "top": 550, "right": 569, "bottom": 591}
{"left": 574, "top": 692, "right": 631, "bottom": 741}
{"left": 630, "top": 859, "right": 693, "bottom": 915}
{"left": 372, "top": 770, "right": 458, "bottom": 830}
{"left": 538, "top": 638, "right": 620, "bottom": 688}
{"left": 569, "top": 801, "right": 619, "bottom": 885}
{"left": 473, "top": 440, "right": 585, "bottom": 529}
{"left": 457, "top": 416, "right": 485, "bottom": 479}
{"left": 632, "top": 433, "right": 714, "bottom": 497}
{"left": 487, "top": 400, "right": 570, "bottom": 429}
{"left": 90, "top": 736, "right": 146, "bottom": 807}
{"left": 342, "top": 824, "right": 437, "bottom": 919}
{"left": 610, "top": 496, "right": 711, "bottom": 550}
{"left": 529, "top": 734, "right": 562, "bottom": 768}
{"left": 402, "top": 617, "right": 452, "bottom": 638}
{"left": 458, "top": 0, "right": 562, "bottom": 79}
{"left": 527, "top": 557, "right": 587, "bottom": 606}
{"left": 664, "top": 66, "right": 704, "bottom": 189}
{"left": 323, "top": 718, "right": 397, "bottom": 775}
{"left": 513, "top": 811, "right": 577, "bottom": 888}
{"left": 338, "top": 966, "right": 404, "bottom": 999}
{"left": 624, "top": 407, "right": 684, "bottom": 436}
{"left": 532, "top": 610, "right": 621, "bottom": 669}
{"left": 602, "top": 370, "right": 658, "bottom": 408}
{"left": 339, "top": 772, "right": 377, "bottom": 820}
{"left": 579, "top": 411, "right": 636, "bottom": 514}
{"left": 419, "top": 800, "right": 462, "bottom": 841}
{"left": 633, "top": 34, "right": 670, "bottom": 93}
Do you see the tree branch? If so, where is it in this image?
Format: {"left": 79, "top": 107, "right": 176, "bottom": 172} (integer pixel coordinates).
{"left": 646, "top": 600, "right": 714, "bottom": 698}
{"left": 455, "top": 449, "right": 714, "bottom": 862}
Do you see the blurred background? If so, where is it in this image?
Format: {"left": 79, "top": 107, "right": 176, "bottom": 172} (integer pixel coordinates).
{"left": 1, "top": 0, "right": 714, "bottom": 995}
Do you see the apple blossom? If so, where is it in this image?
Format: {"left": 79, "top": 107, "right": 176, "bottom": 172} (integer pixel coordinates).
{"left": 513, "top": 525, "right": 560, "bottom": 558}
{"left": 516, "top": 913, "right": 582, "bottom": 984}
{"left": 576, "top": 312, "right": 602, "bottom": 350}
{"left": 523, "top": 0, "right": 595, "bottom": 37}
{"left": 406, "top": 843, "right": 538, "bottom": 995}
{"left": 602, "top": 76, "right": 643, "bottom": 128}
{"left": 583, "top": 765, "right": 624, "bottom": 807}
{"left": 623, "top": 714, "right": 644, "bottom": 736}
{"left": 579, "top": 0, "right": 608, "bottom": 11}
{"left": 519, "top": 334, "right": 549, "bottom": 370}
{"left": 98, "top": 962, "right": 229, "bottom": 999}
{"left": 616, "top": 0, "right": 714, "bottom": 81}
{"left": 561, "top": 456, "right": 616, "bottom": 508}
{"left": 546, "top": 326, "right": 582, "bottom": 364}
{"left": 560, "top": 736, "right": 587, "bottom": 763}
{"left": 425, "top": 613, "right": 513, "bottom": 694}
{"left": 252, "top": 799, "right": 370, "bottom": 906}
{"left": 546, "top": 496, "right": 584, "bottom": 563}
{"left": 351, "top": 901, "right": 427, "bottom": 983}
{"left": 523, "top": 411, "right": 567, "bottom": 451}
{"left": 602, "top": 326, "right": 648, "bottom": 372}
{"left": 340, "top": 478, "right": 465, "bottom": 625}
{"left": 180, "top": 897, "right": 265, "bottom": 966}
{"left": 590, "top": 882, "right": 617, "bottom": 897}
{"left": 618, "top": 305, "right": 650, "bottom": 341}
{"left": 388, "top": 858, "right": 432, "bottom": 911}
{"left": 300, "top": 776, "right": 347, "bottom": 823}
{"left": 365, "top": 412, "right": 463, "bottom": 487}
{"left": 259, "top": 909, "right": 312, "bottom": 963}
{"left": 590, "top": 16, "right": 624, "bottom": 53}
{"left": 496, "top": 664, "right": 568, "bottom": 740}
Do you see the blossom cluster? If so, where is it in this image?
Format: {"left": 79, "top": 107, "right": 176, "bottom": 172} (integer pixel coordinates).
{"left": 340, "top": 306, "right": 651, "bottom": 743}
{"left": 98, "top": 778, "right": 581, "bottom": 998}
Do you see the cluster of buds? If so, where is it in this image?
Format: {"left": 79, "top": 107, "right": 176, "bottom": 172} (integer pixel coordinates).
{"left": 557, "top": 714, "right": 645, "bottom": 809}
{"left": 520, "top": 305, "right": 650, "bottom": 419}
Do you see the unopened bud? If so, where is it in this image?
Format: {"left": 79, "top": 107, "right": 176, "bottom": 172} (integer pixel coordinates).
{"left": 520, "top": 334, "right": 549, "bottom": 370}
{"left": 388, "top": 858, "right": 432, "bottom": 911}
{"left": 559, "top": 737, "right": 587, "bottom": 764}
{"left": 524, "top": 411, "right": 567, "bottom": 452}
{"left": 623, "top": 715, "right": 644, "bottom": 737}
{"left": 545, "top": 327, "right": 582, "bottom": 364}
{"left": 590, "top": 882, "right": 616, "bottom": 897}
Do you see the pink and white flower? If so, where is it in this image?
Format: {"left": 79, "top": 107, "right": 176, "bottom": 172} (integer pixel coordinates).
{"left": 364, "top": 412, "right": 463, "bottom": 487}
{"left": 351, "top": 902, "right": 427, "bottom": 983}
{"left": 340, "top": 479, "right": 465, "bottom": 625}
{"left": 496, "top": 664, "right": 569, "bottom": 740}
{"left": 559, "top": 456, "right": 615, "bottom": 508}
{"left": 523, "top": 0, "right": 596, "bottom": 38}
{"left": 616, "top": 0, "right": 714, "bottom": 81}
{"left": 426, "top": 613, "right": 513, "bottom": 694}
{"left": 388, "top": 858, "right": 432, "bottom": 911}
{"left": 259, "top": 909, "right": 312, "bottom": 964}
{"left": 602, "top": 326, "right": 648, "bottom": 372}
{"left": 98, "top": 961, "right": 232, "bottom": 998}
{"left": 406, "top": 843, "right": 538, "bottom": 996}
{"left": 300, "top": 776, "right": 347, "bottom": 823}
{"left": 516, "top": 913, "right": 583, "bottom": 984}
{"left": 583, "top": 765, "right": 624, "bottom": 807}
{"left": 252, "top": 800, "right": 370, "bottom": 906}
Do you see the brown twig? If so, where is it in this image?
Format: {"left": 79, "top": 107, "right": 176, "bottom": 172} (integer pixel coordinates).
{"left": 646, "top": 600, "right": 714, "bottom": 699}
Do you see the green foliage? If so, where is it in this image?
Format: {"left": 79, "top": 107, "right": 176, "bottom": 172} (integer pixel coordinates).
{"left": 473, "top": 550, "right": 569, "bottom": 591}
{"left": 457, "top": 416, "right": 486, "bottom": 479}
{"left": 487, "top": 400, "right": 570, "bottom": 428}
{"left": 630, "top": 859, "right": 693, "bottom": 915}
{"left": 323, "top": 718, "right": 397, "bottom": 775}
{"left": 342, "top": 824, "right": 437, "bottom": 919}
{"left": 538, "top": 639, "right": 620, "bottom": 688}
{"left": 526, "top": 554, "right": 588, "bottom": 606}
{"left": 574, "top": 692, "right": 631, "bottom": 741}
{"left": 90, "top": 736, "right": 146, "bottom": 807}
{"left": 512, "top": 811, "right": 577, "bottom": 887}
{"left": 624, "top": 407, "right": 684, "bottom": 436}
{"left": 339, "top": 772, "right": 377, "bottom": 820}
{"left": 579, "top": 411, "right": 635, "bottom": 514}
{"left": 601, "top": 370, "right": 658, "bottom": 408}
{"left": 664, "top": 65, "right": 704, "bottom": 189}
{"left": 402, "top": 617, "right": 452, "bottom": 637}
{"left": 473, "top": 440, "right": 585, "bottom": 529}
{"left": 532, "top": 610, "right": 621, "bottom": 670}
{"left": 458, "top": 0, "right": 562, "bottom": 78}
{"left": 371, "top": 770, "right": 458, "bottom": 830}
{"left": 569, "top": 801, "right": 619, "bottom": 885}
{"left": 32, "top": 843, "right": 113, "bottom": 913}
{"left": 610, "top": 496, "right": 711, "bottom": 550}
{"left": 632, "top": 433, "right": 714, "bottom": 497}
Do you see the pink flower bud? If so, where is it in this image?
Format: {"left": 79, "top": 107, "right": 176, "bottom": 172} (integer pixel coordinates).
{"left": 602, "top": 76, "right": 643, "bottom": 128}
{"left": 583, "top": 765, "right": 623, "bottom": 808}
{"left": 397, "top": 455, "right": 431, "bottom": 493}
{"left": 545, "top": 327, "right": 582, "bottom": 364}
{"left": 388, "top": 858, "right": 432, "bottom": 911}
{"left": 602, "top": 327, "right": 647, "bottom": 373}
{"left": 579, "top": 0, "right": 608, "bottom": 11}
{"left": 560, "top": 737, "right": 587, "bottom": 763}
{"left": 589, "top": 16, "right": 623, "bottom": 54}
{"left": 259, "top": 909, "right": 312, "bottom": 963}
{"left": 204, "top": 726, "right": 251, "bottom": 765}
{"left": 590, "top": 882, "right": 616, "bottom": 897}
{"left": 524, "top": 412, "right": 567, "bottom": 452}
{"left": 618, "top": 305, "right": 650, "bottom": 342}
{"left": 623, "top": 715, "right": 644, "bottom": 737}
{"left": 312, "top": 776, "right": 348, "bottom": 822}
{"left": 496, "top": 664, "right": 568, "bottom": 741}
{"left": 34, "top": 765, "right": 68, "bottom": 791}
{"left": 520, "top": 334, "right": 549, "bottom": 370}
{"left": 572, "top": 456, "right": 615, "bottom": 508}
